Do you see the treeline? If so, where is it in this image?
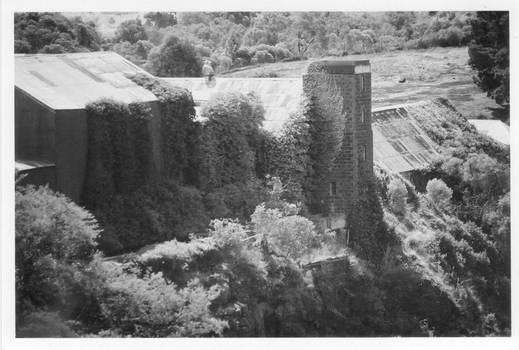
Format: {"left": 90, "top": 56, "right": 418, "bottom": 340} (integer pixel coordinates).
{"left": 15, "top": 11, "right": 474, "bottom": 75}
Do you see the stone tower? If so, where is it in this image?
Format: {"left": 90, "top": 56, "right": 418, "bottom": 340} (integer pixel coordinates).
{"left": 303, "top": 60, "right": 373, "bottom": 228}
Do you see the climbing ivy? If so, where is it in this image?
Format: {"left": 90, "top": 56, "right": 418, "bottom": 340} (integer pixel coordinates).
{"left": 83, "top": 99, "right": 153, "bottom": 210}
{"left": 197, "top": 91, "right": 265, "bottom": 191}
{"left": 128, "top": 73, "right": 198, "bottom": 184}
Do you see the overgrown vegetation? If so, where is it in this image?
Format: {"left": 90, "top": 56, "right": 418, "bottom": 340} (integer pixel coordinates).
{"left": 14, "top": 12, "right": 102, "bottom": 53}
{"left": 468, "top": 12, "right": 509, "bottom": 107}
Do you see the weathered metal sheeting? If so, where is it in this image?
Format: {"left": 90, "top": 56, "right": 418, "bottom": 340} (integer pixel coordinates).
{"left": 15, "top": 159, "right": 55, "bottom": 171}
{"left": 15, "top": 52, "right": 157, "bottom": 110}
{"left": 372, "top": 104, "right": 440, "bottom": 173}
{"left": 163, "top": 78, "right": 303, "bottom": 133}
{"left": 468, "top": 119, "right": 510, "bottom": 145}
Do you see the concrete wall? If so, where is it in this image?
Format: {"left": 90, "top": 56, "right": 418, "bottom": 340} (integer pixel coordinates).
{"left": 15, "top": 88, "right": 55, "bottom": 162}
{"left": 303, "top": 60, "right": 373, "bottom": 217}
{"left": 54, "top": 109, "right": 88, "bottom": 203}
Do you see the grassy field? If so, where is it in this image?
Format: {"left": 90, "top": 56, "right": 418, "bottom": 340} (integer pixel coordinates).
{"left": 223, "top": 47, "right": 506, "bottom": 121}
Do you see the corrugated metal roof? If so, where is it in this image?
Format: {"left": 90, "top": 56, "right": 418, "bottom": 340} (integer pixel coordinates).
{"left": 163, "top": 78, "right": 302, "bottom": 133}
{"left": 372, "top": 104, "right": 440, "bottom": 173}
{"left": 15, "top": 52, "right": 158, "bottom": 110}
{"left": 15, "top": 159, "right": 55, "bottom": 171}
{"left": 164, "top": 77, "right": 443, "bottom": 173}
{"left": 468, "top": 119, "right": 510, "bottom": 145}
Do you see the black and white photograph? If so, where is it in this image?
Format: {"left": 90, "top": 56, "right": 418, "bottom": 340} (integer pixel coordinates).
{"left": 0, "top": 1, "right": 516, "bottom": 348}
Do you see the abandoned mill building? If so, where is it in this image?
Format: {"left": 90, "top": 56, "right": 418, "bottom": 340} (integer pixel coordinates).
{"left": 15, "top": 51, "right": 506, "bottom": 231}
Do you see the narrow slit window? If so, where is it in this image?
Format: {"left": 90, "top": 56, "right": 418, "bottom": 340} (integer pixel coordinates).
{"left": 360, "top": 145, "right": 367, "bottom": 161}
{"left": 360, "top": 74, "right": 367, "bottom": 92}
{"left": 361, "top": 109, "right": 365, "bottom": 123}
{"left": 329, "top": 182, "right": 337, "bottom": 196}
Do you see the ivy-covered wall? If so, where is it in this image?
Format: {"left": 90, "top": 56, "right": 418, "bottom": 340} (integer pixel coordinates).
{"left": 83, "top": 99, "right": 155, "bottom": 210}
{"left": 302, "top": 61, "right": 373, "bottom": 217}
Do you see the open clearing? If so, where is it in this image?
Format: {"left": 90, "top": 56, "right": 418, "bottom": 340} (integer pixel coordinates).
{"left": 223, "top": 47, "right": 506, "bottom": 121}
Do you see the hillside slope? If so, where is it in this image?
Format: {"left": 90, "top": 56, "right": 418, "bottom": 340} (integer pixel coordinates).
{"left": 223, "top": 47, "right": 505, "bottom": 121}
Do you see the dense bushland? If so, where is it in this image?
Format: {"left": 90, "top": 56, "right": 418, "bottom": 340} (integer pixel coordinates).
{"left": 468, "top": 12, "right": 509, "bottom": 107}
{"left": 20, "top": 11, "right": 477, "bottom": 76}
{"left": 14, "top": 12, "right": 102, "bottom": 53}
{"left": 17, "top": 167, "right": 509, "bottom": 336}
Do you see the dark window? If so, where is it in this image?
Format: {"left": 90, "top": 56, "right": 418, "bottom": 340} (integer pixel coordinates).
{"left": 329, "top": 182, "right": 337, "bottom": 196}
{"left": 360, "top": 74, "right": 367, "bottom": 92}
{"left": 359, "top": 145, "right": 367, "bottom": 161}
{"left": 361, "top": 108, "right": 366, "bottom": 123}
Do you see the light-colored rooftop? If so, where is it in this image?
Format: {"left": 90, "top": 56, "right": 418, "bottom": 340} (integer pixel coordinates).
{"left": 15, "top": 52, "right": 157, "bottom": 110}
{"left": 163, "top": 77, "right": 302, "bottom": 132}
{"left": 15, "top": 159, "right": 55, "bottom": 171}
{"left": 468, "top": 119, "right": 510, "bottom": 145}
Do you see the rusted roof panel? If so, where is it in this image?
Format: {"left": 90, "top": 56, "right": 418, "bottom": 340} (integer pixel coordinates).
{"left": 372, "top": 103, "right": 440, "bottom": 173}
{"left": 163, "top": 78, "right": 302, "bottom": 133}
{"left": 15, "top": 52, "right": 157, "bottom": 110}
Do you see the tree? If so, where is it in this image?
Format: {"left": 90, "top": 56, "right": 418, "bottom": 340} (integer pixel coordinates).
{"left": 144, "top": 12, "right": 177, "bottom": 28}
{"left": 468, "top": 12, "right": 509, "bottom": 106}
{"left": 14, "top": 12, "right": 101, "bottom": 53}
{"left": 114, "top": 19, "right": 147, "bottom": 44}
{"left": 16, "top": 184, "right": 101, "bottom": 334}
{"left": 145, "top": 35, "right": 201, "bottom": 77}
{"left": 388, "top": 178, "right": 408, "bottom": 215}
{"left": 426, "top": 178, "right": 453, "bottom": 209}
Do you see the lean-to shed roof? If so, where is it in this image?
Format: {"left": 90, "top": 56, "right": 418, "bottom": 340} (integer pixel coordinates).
{"left": 15, "top": 52, "right": 157, "bottom": 110}
{"left": 468, "top": 119, "right": 510, "bottom": 145}
{"left": 371, "top": 103, "right": 440, "bottom": 173}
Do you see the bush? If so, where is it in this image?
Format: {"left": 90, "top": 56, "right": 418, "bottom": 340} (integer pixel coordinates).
{"left": 114, "top": 19, "right": 147, "bottom": 44}
{"left": 426, "top": 178, "right": 453, "bottom": 209}
{"left": 95, "top": 180, "right": 210, "bottom": 255}
{"left": 145, "top": 34, "right": 201, "bottom": 77}
{"left": 16, "top": 185, "right": 101, "bottom": 333}
{"left": 198, "top": 91, "right": 265, "bottom": 191}
{"left": 216, "top": 55, "right": 232, "bottom": 73}
{"left": 94, "top": 260, "right": 227, "bottom": 337}
{"left": 388, "top": 178, "right": 408, "bottom": 215}
{"left": 17, "top": 312, "right": 76, "bottom": 337}
{"left": 251, "top": 50, "right": 275, "bottom": 64}
{"left": 252, "top": 204, "right": 318, "bottom": 260}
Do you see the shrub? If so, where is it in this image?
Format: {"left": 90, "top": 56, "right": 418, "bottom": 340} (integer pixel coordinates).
{"left": 235, "top": 46, "right": 252, "bottom": 64}
{"left": 114, "top": 19, "right": 147, "bottom": 44}
{"left": 16, "top": 185, "right": 101, "bottom": 332}
{"left": 388, "top": 178, "right": 408, "bottom": 215}
{"left": 251, "top": 204, "right": 318, "bottom": 260}
{"left": 426, "top": 178, "right": 453, "bottom": 209}
{"left": 274, "top": 45, "right": 292, "bottom": 60}
{"left": 216, "top": 55, "right": 232, "bottom": 73}
{"left": 17, "top": 312, "right": 76, "bottom": 337}
{"left": 198, "top": 91, "right": 265, "bottom": 191}
{"left": 462, "top": 153, "right": 508, "bottom": 197}
{"left": 145, "top": 34, "right": 201, "bottom": 77}
{"left": 251, "top": 50, "right": 275, "bottom": 64}
{"left": 95, "top": 180, "right": 210, "bottom": 255}
{"left": 94, "top": 260, "right": 227, "bottom": 337}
